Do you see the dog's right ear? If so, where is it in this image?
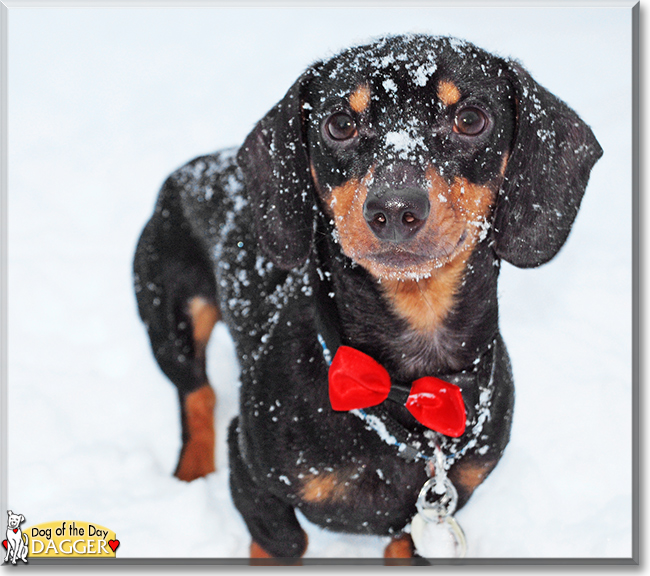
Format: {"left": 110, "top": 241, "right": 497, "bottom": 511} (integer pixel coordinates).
{"left": 237, "top": 68, "right": 319, "bottom": 271}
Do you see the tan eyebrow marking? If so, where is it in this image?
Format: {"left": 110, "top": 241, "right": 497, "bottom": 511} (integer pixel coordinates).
{"left": 349, "top": 84, "right": 371, "bottom": 113}
{"left": 437, "top": 80, "right": 461, "bottom": 106}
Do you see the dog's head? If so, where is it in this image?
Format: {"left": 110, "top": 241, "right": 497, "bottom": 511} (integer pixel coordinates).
{"left": 238, "top": 35, "right": 602, "bottom": 278}
{"left": 6, "top": 511, "right": 24, "bottom": 529}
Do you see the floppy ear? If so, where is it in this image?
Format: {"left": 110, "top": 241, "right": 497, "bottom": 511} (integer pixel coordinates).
{"left": 237, "top": 70, "right": 317, "bottom": 270}
{"left": 492, "top": 61, "right": 603, "bottom": 268}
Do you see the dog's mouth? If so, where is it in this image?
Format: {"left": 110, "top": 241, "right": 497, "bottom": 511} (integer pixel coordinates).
{"left": 368, "top": 250, "right": 435, "bottom": 270}
{"left": 363, "top": 229, "right": 469, "bottom": 279}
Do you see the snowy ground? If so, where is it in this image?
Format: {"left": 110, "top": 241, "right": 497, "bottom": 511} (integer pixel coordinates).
{"left": 4, "top": 3, "right": 635, "bottom": 566}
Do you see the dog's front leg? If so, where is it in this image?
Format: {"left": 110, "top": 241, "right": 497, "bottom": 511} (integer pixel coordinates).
{"left": 228, "top": 419, "right": 308, "bottom": 562}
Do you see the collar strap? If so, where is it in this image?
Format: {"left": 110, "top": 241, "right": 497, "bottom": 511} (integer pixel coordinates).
{"left": 387, "top": 382, "right": 412, "bottom": 405}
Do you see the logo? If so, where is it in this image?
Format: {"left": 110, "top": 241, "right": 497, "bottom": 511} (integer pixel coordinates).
{"left": 3, "top": 512, "right": 119, "bottom": 561}
{"left": 3, "top": 511, "right": 28, "bottom": 565}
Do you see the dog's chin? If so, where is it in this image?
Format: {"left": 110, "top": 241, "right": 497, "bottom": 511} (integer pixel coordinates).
{"left": 355, "top": 232, "right": 471, "bottom": 281}
{"left": 362, "top": 257, "right": 447, "bottom": 281}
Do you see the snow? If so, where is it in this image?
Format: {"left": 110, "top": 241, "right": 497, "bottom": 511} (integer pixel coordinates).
{"left": 385, "top": 130, "right": 426, "bottom": 156}
{"left": 4, "top": 2, "right": 635, "bottom": 568}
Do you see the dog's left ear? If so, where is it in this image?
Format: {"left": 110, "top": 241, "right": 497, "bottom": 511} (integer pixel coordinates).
{"left": 492, "top": 61, "right": 603, "bottom": 268}
{"left": 237, "top": 68, "right": 318, "bottom": 270}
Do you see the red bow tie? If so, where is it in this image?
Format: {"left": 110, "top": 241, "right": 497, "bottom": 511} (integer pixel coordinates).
{"left": 328, "top": 345, "right": 466, "bottom": 437}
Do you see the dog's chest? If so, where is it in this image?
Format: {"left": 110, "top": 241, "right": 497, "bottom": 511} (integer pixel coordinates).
{"left": 327, "top": 266, "right": 478, "bottom": 381}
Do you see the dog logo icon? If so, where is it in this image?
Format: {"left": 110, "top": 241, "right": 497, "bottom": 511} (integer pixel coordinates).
{"left": 3, "top": 511, "right": 28, "bottom": 564}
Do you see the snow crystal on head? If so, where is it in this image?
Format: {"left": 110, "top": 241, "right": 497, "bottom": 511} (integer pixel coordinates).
{"left": 384, "top": 129, "right": 427, "bottom": 160}
{"left": 410, "top": 61, "right": 438, "bottom": 87}
{"left": 382, "top": 78, "right": 397, "bottom": 94}
{"left": 448, "top": 37, "right": 470, "bottom": 55}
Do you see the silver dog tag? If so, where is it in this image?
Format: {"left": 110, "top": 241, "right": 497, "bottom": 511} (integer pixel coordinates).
{"left": 410, "top": 449, "right": 467, "bottom": 558}
{"left": 411, "top": 511, "right": 466, "bottom": 558}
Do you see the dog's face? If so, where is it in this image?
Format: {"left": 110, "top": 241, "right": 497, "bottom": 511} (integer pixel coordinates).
{"left": 304, "top": 36, "right": 516, "bottom": 280}
{"left": 238, "top": 35, "right": 602, "bottom": 275}
{"left": 7, "top": 511, "right": 24, "bottom": 530}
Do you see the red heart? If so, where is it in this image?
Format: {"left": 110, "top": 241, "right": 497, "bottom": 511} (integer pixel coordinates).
{"left": 12, "top": 529, "right": 17, "bottom": 534}
{"left": 108, "top": 539, "right": 119, "bottom": 552}
{"left": 2, "top": 539, "right": 7, "bottom": 549}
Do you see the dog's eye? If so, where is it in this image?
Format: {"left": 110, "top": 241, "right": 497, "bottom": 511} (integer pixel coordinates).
{"left": 325, "top": 112, "right": 358, "bottom": 141}
{"left": 453, "top": 107, "right": 488, "bottom": 136}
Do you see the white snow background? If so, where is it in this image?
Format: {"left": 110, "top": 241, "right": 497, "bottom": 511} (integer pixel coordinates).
{"left": 5, "top": 3, "right": 634, "bottom": 565}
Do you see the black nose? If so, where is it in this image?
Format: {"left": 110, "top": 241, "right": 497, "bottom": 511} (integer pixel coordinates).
{"left": 363, "top": 187, "right": 430, "bottom": 242}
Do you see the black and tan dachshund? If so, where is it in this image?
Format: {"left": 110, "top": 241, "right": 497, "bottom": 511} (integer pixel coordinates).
{"left": 134, "top": 35, "right": 602, "bottom": 559}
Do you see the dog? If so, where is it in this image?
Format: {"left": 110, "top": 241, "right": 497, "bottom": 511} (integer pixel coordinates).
{"left": 4, "top": 511, "right": 28, "bottom": 564}
{"left": 134, "top": 34, "right": 602, "bottom": 559}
